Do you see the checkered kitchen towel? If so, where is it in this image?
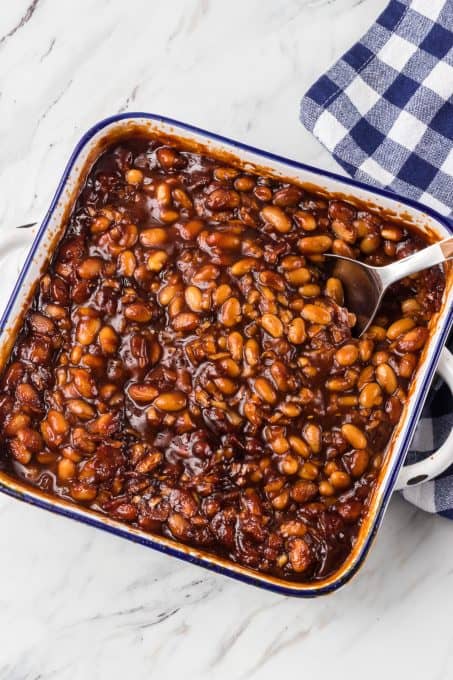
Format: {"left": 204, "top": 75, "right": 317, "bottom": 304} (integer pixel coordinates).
{"left": 300, "top": 0, "right": 453, "bottom": 515}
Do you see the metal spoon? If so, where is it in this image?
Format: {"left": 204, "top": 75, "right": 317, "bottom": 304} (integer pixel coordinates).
{"left": 326, "top": 237, "right": 453, "bottom": 336}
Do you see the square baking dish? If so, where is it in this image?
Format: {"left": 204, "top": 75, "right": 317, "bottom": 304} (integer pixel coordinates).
{"left": 0, "top": 113, "right": 452, "bottom": 597}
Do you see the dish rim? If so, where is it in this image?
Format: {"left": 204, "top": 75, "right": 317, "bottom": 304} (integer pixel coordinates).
{"left": 0, "top": 112, "right": 452, "bottom": 597}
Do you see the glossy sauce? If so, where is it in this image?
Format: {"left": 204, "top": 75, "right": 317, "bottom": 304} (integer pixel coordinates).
{"left": 0, "top": 137, "right": 445, "bottom": 581}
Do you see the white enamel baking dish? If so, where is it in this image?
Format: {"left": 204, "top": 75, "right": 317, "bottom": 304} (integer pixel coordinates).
{"left": 0, "top": 113, "right": 452, "bottom": 597}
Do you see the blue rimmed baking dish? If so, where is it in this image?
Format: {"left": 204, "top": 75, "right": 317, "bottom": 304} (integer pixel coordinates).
{"left": 0, "top": 113, "right": 452, "bottom": 597}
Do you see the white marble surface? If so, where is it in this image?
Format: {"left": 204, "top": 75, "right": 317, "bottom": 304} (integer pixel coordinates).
{"left": 0, "top": 2, "right": 452, "bottom": 679}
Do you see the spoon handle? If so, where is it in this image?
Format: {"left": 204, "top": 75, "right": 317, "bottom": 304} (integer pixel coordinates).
{"left": 382, "top": 236, "right": 453, "bottom": 286}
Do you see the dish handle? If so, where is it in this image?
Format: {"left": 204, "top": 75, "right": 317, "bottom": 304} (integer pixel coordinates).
{"left": 395, "top": 346, "right": 453, "bottom": 490}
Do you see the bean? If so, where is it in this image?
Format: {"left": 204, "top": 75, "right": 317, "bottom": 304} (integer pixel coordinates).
{"left": 67, "top": 399, "right": 95, "bottom": 420}
{"left": 303, "top": 423, "right": 321, "bottom": 453}
{"left": 207, "top": 232, "right": 241, "bottom": 250}
{"left": 16, "top": 382, "right": 40, "bottom": 410}
{"left": 218, "top": 358, "right": 241, "bottom": 378}
{"left": 29, "top": 313, "right": 55, "bottom": 335}
{"left": 214, "top": 377, "right": 238, "bottom": 395}
{"left": 261, "top": 313, "right": 283, "bottom": 338}
{"left": 159, "top": 283, "right": 181, "bottom": 306}
{"left": 288, "top": 538, "right": 312, "bottom": 573}
{"left": 325, "top": 277, "right": 344, "bottom": 304}
{"left": 172, "top": 312, "right": 199, "bottom": 332}
{"left": 299, "top": 284, "right": 321, "bottom": 297}
{"left": 359, "top": 382, "right": 383, "bottom": 408}
{"left": 156, "top": 181, "right": 171, "bottom": 206}
{"left": 42, "top": 409, "right": 68, "bottom": 440}
{"left": 301, "top": 304, "right": 331, "bottom": 325}
{"left": 260, "top": 206, "right": 292, "bottom": 233}
{"left": 332, "top": 239, "right": 354, "bottom": 258}
{"left": 135, "top": 451, "right": 163, "bottom": 473}
{"left": 329, "top": 471, "right": 351, "bottom": 490}
{"left": 336, "top": 344, "right": 359, "bottom": 366}
{"left": 272, "top": 490, "right": 290, "bottom": 510}
{"left": 140, "top": 228, "right": 167, "bottom": 247}
{"left": 279, "top": 454, "right": 299, "bottom": 475}
{"left": 287, "top": 317, "right": 306, "bottom": 344}
{"left": 289, "top": 435, "right": 309, "bottom": 458}
{"left": 401, "top": 298, "right": 421, "bottom": 315}
{"left": 234, "top": 176, "right": 255, "bottom": 191}
{"left": 298, "top": 235, "right": 332, "bottom": 254}
{"left": 214, "top": 167, "right": 239, "bottom": 181}
{"left": 273, "top": 187, "right": 302, "bottom": 207}
{"left": 358, "top": 365, "right": 375, "bottom": 389}
{"left": 319, "top": 481, "right": 335, "bottom": 496}
{"left": 291, "top": 480, "right": 317, "bottom": 502}
{"left": 98, "top": 326, "right": 118, "bottom": 354}
{"left": 279, "top": 401, "right": 302, "bottom": 418}
{"left": 396, "top": 327, "right": 428, "bottom": 352}
{"left": 118, "top": 250, "right": 136, "bottom": 277}
{"left": 213, "top": 284, "right": 232, "bottom": 306}
{"left": 376, "top": 363, "right": 398, "bottom": 394}
{"left": 294, "top": 211, "right": 317, "bottom": 231}
{"left": 230, "top": 258, "right": 257, "bottom": 276}
{"left": 76, "top": 318, "right": 101, "bottom": 345}
{"left": 285, "top": 267, "right": 311, "bottom": 286}
{"left": 147, "top": 250, "right": 168, "bottom": 271}
{"left": 227, "top": 331, "right": 243, "bottom": 361}
{"left": 300, "top": 462, "right": 319, "bottom": 480}
{"left": 206, "top": 188, "right": 240, "bottom": 210}
{"left": 279, "top": 520, "right": 307, "bottom": 537}
{"left": 366, "top": 325, "right": 387, "bottom": 341}
{"left": 244, "top": 338, "right": 260, "bottom": 366}
{"left": 91, "top": 215, "right": 111, "bottom": 234}
{"left": 381, "top": 225, "right": 404, "bottom": 241}
{"left": 269, "top": 434, "right": 290, "bottom": 454}
{"left": 70, "top": 482, "right": 97, "bottom": 502}
{"left": 386, "top": 395, "right": 403, "bottom": 424}
{"left": 372, "top": 350, "right": 390, "bottom": 366}
{"left": 342, "top": 423, "right": 367, "bottom": 449}
{"left": 10, "top": 439, "right": 32, "bottom": 464}
{"left": 345, "top": 449, "right": 369, "bottom": 478}
{"left": 57, "top": 457, "right": 76, "bottom": 481}
{"left": 399, "top": 353, "right": 417, "bottom": 378}
{"left": 185, "top": 286, "right": 203, "bottom": 312}
{"left": 125, "top": 168, "right": 143, "bottom": 185}
{"left": 154, "top": 391, "right": 187, "bottom": 412}
{"left": 387, "top": 317, "right": 415, "bottom": 340}
{"left": 254, "top": 185, "right": 272, "bottom": 201}
{"left": 254, "top": 377, "right": 277, "bottom": 404}
{"left": 360, "top": 234, "right": 381, "bottom": 254}
{"left": 192, "top": 264, "right": 220, "bottom": 283}
{"left": 124, "top": 304, "right": 152, "bottom": 323}
{"left": 172, "top": 187, "right": 192, "bottom": 209}
{"left": 332, "top": 220, "right": 356, "bottom": 244}
{"left": 259, "top": 271, "right": 286, "bottom": 291}
{"left": 5, "top": 413, "right": 31, "bottom": 437}
{"left": 218, "top": 298, "right": 242, "bottom": 327}
{"left": 78, "top": 257, "right": 103, "bottom": 279}
{"left": 178, "top": 219, "right": 205, "bottom": 240}
{"left": 128, "top": 383, "right": 159, "bottom": 403}
{"left": 270, "top": 361, "right": 290, "bottom": 391}
{"left": 358, "top": 338, "right": 374, "bottom": 362}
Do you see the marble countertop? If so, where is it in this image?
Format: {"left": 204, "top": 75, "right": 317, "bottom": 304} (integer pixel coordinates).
{"left": 1, "top": 2, "right": 452, "bottom": 679}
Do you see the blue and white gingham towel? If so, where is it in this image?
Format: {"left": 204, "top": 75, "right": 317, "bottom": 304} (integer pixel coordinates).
{"left": 300, "top": 0, "right": 453, "bottom": 515}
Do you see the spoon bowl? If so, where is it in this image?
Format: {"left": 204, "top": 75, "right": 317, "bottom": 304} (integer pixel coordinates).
{"left": 326, "top": 236, "right": 453, "bottom": 336}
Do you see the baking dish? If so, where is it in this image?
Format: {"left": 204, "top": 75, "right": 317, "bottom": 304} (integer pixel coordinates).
{"left": 0, "top": 113, "right": 452, "bottom": 597}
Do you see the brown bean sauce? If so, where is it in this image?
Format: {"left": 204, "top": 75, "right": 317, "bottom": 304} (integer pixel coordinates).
{"left": 0, "top": 137, "right": 445, "bottom": 581}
